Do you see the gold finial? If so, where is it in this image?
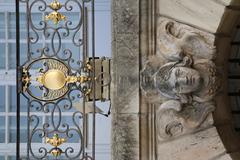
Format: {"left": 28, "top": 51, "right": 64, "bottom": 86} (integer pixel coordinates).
{"left": 46, "top": 134, "right": 66, "bottom": 157}
{"left": 45, "top": 0, "right": 66, "bottom": 25}
{"left": 49, "top": 0, "right": 62, "bottom": 10}
{"left": 46, "top": 134, "right": 66, "bottom": 147}
{"left": 51, "top": 148, "right": 63, "bottom": 157}
{"left": 45, "top": 11, "right": 66, "bottom": 25}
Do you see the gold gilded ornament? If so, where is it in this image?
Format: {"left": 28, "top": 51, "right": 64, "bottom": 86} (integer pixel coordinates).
{"left": 22, "top": 68, "right": 31, "bottom": 92}
{"left": 46, "top": 134, "right": 66, "bottom": 157}
{"left": 36, "top": 70, "right": 91, "bottom": 91}
{"left": 49, "top": 0, "right": 62, "bottom": 10}
{"left": 46, "top": 133, "right": 66, "bottom": 147}
{"left": 36, "top": 69, "right": 66, "bottom": 90}
{"left": 45, "top": 0, "right": 66, "bottom": 25}
{"left": 51, "top": 148, "right": 63, "bottom": 157}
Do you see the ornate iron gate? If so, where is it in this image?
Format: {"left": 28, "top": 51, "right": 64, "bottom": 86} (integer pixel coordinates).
{"left": 16, "top": 0, "right": 110, "bottom": 159}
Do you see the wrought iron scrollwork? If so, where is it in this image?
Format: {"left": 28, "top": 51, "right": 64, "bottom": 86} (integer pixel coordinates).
{"left": 29, "top": 99, "right": 84, "bottom": 159}
{"left": 21, "top": 58, "right": 92, "bottom": 102}
{"left": 17, "top": 0, "right": 111, "bottom": 159}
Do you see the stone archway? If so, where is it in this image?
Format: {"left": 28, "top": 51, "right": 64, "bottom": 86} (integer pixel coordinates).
{"left": 111, "top": 0, "right": 240, "bottom": 160}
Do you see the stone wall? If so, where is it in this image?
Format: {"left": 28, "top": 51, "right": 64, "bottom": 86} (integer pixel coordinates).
{"left": 111, "top": 0, "right": 240, "bottom": 160}
{"left": 111, "top": 0, "right": 140, "bottom": 159}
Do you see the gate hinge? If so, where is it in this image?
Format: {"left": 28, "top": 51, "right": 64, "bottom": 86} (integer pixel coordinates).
{"left": 86, "top": 57, "right": 111, "bottom": 102}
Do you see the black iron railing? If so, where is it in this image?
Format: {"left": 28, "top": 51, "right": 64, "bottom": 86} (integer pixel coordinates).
{"left": 15, "top": 0, "right": 107, "bottom": 159}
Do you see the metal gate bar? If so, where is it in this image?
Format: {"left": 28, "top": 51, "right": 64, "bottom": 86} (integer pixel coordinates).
{"left": 91, "top": 0, "right": 96, "bottom": 159}
{"left": 16, "top": 0, "right": 21, "bottom": 159}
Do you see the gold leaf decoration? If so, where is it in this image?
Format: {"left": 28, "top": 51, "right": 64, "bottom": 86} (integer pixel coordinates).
{"left": 45, "top": 0, "right": 66, "bottom": 25}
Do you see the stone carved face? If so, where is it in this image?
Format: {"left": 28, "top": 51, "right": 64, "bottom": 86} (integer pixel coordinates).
{"left": 152, "top": 57, "right": 203, "bottom": 100}
{"left": 141, "top": 56, "right": 219, "bottom": 104}
{"left": 159, "top": 67, "right": 201, "bottom": 94}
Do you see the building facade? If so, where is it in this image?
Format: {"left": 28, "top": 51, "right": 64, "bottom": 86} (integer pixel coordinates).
{"left": 111, "top": 0, "right": 240, "bottom": 160}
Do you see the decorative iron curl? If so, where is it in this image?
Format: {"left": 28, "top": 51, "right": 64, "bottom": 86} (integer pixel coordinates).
{"left": 29, "top": 98, "right": 84, "bottom": 159}
{"left": 27, "top": 0, "right": 84, "bottom": 61}
{"left": 21, "top": 0, "right": 95, "bottom": 159}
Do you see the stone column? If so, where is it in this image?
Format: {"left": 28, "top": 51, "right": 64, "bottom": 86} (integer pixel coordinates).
{"left": 111, "top": 0, "right": 140, "bottom": 160}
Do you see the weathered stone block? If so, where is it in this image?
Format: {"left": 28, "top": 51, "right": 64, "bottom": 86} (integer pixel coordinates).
{"left": 157, "top": 127, "right": 227, "bottom": 160}
{"left": 157, "top": 0, "right": 229, "bottom": 33}
{"left": 111, "top": 114, "right": 140, "bottom": 160}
